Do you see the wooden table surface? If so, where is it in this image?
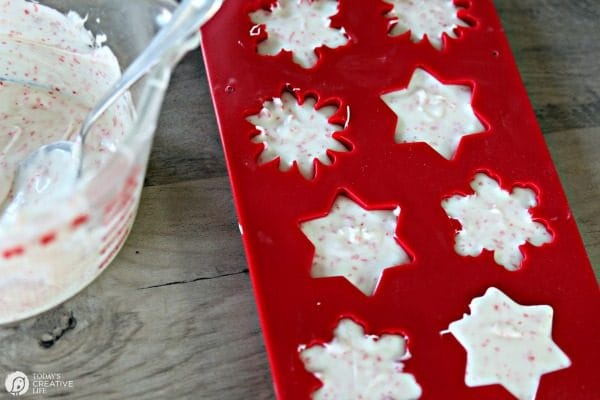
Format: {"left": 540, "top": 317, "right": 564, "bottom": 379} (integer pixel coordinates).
{"left": 1, "top": 1, "right": 598, "bottom": 399}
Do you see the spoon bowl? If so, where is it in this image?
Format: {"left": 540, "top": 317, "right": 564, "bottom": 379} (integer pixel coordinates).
{"left": 1, "top": 141, "right": 80, "bottom": 219}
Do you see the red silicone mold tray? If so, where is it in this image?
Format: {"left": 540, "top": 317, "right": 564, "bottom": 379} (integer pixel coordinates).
{"left": 200, "top": 1, "right": 600, "bottom": 399}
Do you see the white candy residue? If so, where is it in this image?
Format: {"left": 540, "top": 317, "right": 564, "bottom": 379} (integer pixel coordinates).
{"left": 0, "top": 0, "right": 135, "bottom": 222}
{"left": 384, "top": 0, "right": 469, "bottom": 50}
{"left": 0, "top": 0, "right": 136, "bottom": 322}
{"left": 247, "top": 92, "right": 347, "bottom": 179}
{"left": 300, "top": 196, "right": 410, "bottom": 296}
{"left": 300, "top": 319, "right": 422, "bottom": 400}
{"left": 446, "top": 287, "right": 571, "bottom": 400}
{"left": 442, "top": 173, "right": 552, "bottom": 270}
{"left": 249, "top": 0, "right": 349, "bottom": 68}
{"left": 381, "top": 68, "right": 484, "bottom": 160}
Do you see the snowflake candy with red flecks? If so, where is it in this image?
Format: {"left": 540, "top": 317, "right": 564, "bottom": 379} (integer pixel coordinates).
{"left": 300, "top": 319, "right": 422, "bottom": 400}
{"left": 442, "top": 173, "right": 552, "bottom": 270}
{"left": 247, "top": 92, "right": 348, "bottom": 179}
{"left": 384, "top": 0, "right": 470, "bottom": 50}
{"left": 249, "top": 0, "right": 349, "bottom": 68}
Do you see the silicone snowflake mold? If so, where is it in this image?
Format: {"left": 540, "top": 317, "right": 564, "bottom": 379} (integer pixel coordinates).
{"left": 300, "top": 319, "right": 422, "bottom": 400}
{"left": 384, "top": 0, "right": 470, "bottom": 50}
{"left": 381, "top": 68, "right": 485, "bottom": 159}
{"left": 249, "top": 0, "right": 349, "bottom": 68}
{"left": 247, "top": 92, "right": 348, "bottom": 179}
{"left": 442, "top": 173, "right": 552, "bottom": 270}
{"left": 445, "top": 287, "right": 571, "bottom": 400}
{"left": 300, "top": 195, "right": 410, "bottom": 296}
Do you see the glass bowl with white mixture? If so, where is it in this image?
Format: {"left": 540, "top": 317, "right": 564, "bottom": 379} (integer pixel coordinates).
{"left": 0, "top": 0, "right": 191, "bottom": 324}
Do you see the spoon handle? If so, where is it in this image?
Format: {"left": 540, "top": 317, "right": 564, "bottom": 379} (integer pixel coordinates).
{"left": 79, "top": 0, "right": 223, "bottom": 142}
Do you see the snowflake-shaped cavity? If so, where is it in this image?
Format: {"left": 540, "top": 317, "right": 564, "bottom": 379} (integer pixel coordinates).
{"left": 442, "top": 173, "right": 552, "bottom": 270}
{"left": 384, "top": 0, "right": 470, "bottom": 50}
{"left": 300, "top": 195, "right": 411, "bottom": 296}
{"left": 446, "top": 287, "right": 571, "bottom": 400}
{"left": 300, "top": 319, "right": 422, "bottom": 400}
{"left": 249, "top": 0, "right": 349, "bottom": 68}
{"left": 381, "top": 68, "right": 485, "bottom": 160}
{"left": 247, "top": 92, "right": 348, "bottom": 179}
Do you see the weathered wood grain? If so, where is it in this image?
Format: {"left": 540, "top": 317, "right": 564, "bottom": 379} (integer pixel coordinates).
{"left": 0, "top": 178, "right": 273, "bottom": 399}
{"left": 145, "top": 50, "right": 227, "bottom": 186}
{"left": 0, "top": 1, "right": 597, "bottom": 399}
{"left": 496, "top": 0, "right": 600, "bottom": 276}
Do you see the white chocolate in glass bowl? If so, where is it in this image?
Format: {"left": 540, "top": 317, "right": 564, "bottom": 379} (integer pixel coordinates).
{"left": 0, "top": 0, "right": 135, "bottom": 322}
{"left": 0, "top": 0, "right": 135, "bottom": 220}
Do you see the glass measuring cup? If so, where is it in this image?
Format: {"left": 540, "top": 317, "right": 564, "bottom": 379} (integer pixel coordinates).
{"left": 0, "top": 0, "right": 196, "bottom": 324}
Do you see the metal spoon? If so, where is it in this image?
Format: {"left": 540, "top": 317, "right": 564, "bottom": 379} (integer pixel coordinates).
{"left": 3, "top": 0, "right": 222, "bottom": 214}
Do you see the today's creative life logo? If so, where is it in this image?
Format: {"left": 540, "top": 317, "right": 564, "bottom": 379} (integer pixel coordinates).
{"left": 4, "top": 371, "right": 74, "bottom": 396}
{"left": 4, "top": 371, "right": 29, "bottom": 396}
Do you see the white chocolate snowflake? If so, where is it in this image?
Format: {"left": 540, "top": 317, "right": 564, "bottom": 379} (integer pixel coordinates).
{"left": 247, "top": 92, "right": 348, "bottom": 179}
{"left": 446, "top": 287, "right": 571, "bottom": 400}
{"left": 249, "top": 0, "right": 349, "bottom": 68}
{"left": 381, "top": 68, "right": 485, "bottom": 159}
{"left": 385, "top": 0, "right": 469, "bottom": 50}
{"left": 300, "top": 319, "right": 422, "bottom": 400}
{"left": 300, "top": 196, "right": 410, "bottom": 296}
{"left": 442, "top": 173, "right": 552, "bottom": 270}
